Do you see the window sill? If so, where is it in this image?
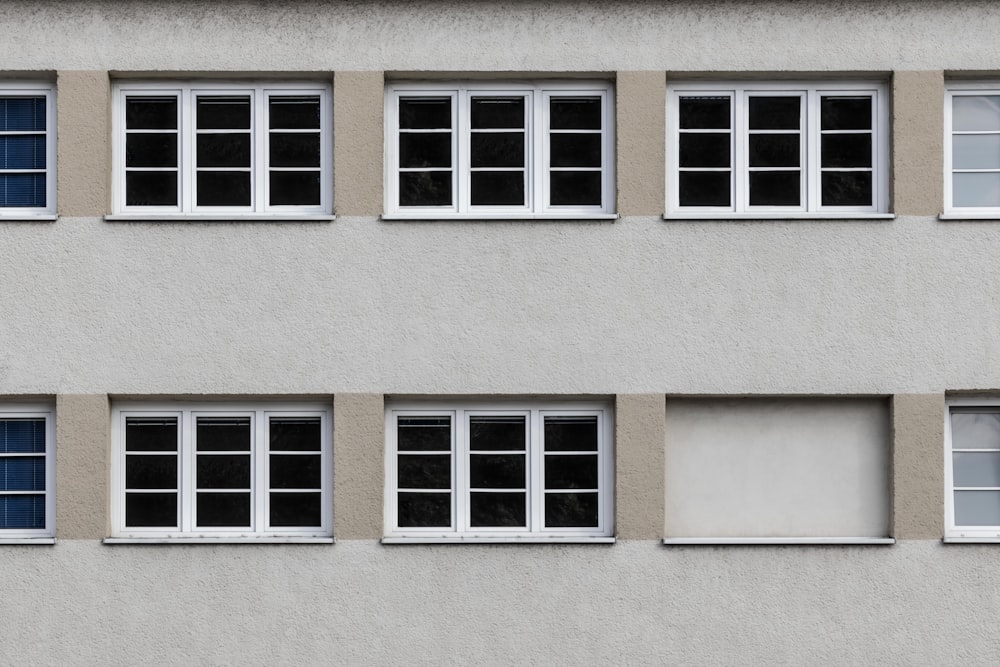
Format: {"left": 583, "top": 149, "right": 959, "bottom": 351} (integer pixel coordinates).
{"left": 662, "top": 537, "right": 895, "bottom": 545}
{"left": 103, "top": 536, "right": 334, "bottom": 544}
{"left": 0, "top": 537, "right": 56, "bottom": 545}
{"left": 104, "top": 214, "right": 336, "bottom": 223}
{"left": 0, "top": 214, "right": 57, "bottom": 222}
{"left": 382, "top": 535, "right": 616, "bottom": 544}
{"left": 942, "top": 536, "right": 1000, "bottom": 544}
{"left": 939, "top": 213, "right": 1000, "bottom": 221}
{"left": 381, "top": 213, "right": 618, "bottom": 222}
{"left": 663, "top": 213, "right": 895, "bottom": 221}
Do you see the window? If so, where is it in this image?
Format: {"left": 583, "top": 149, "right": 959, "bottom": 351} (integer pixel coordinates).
{"left": 945, "top": 399, "right": 1000, "bottom": 541}
{"left": 112, "top": 82, "right": 331, "bottom": 218}
{"left": 110, "top": 401, "right": 332, "bottom": 541}
{"left": 945, "top": 84, "right": 1000, "bottom": 215}
{"left": 0, "top": 84, "right": 55, "bottom": 218}
{"left": 384, "top": 81, "right": 615, "bottom": 219}
{"left": 664, "top": 398, "right": 891, "bottom": 544}
{"left": 384, "top": 400, "right": 613, "bottom": 541}
{"left": 667, "top": 81, "right": 888, "bottom": 217}
{"left": 0, "top": 406, "right": 54, "bottom": 540}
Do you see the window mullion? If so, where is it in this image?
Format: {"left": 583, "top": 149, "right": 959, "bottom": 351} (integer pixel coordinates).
{"left": 734, "top": 90, "right": 746, "bottom": 213}
{"left": 456, "top": 91, "right": 468, "bottom": 214}
{"left": 454, "top": 410, "right": 466, "bottom": 532}
{"left": 181, "top": 89, "right": 194, "bottom": 213}
{"left": 180, "top": 410, "right": 194, "bottom": 532}
{"left": 255, "top": 91, "right": 266, "bottom": 214}
{"left": 251, "top": 412, "right": 261, "bottom": 534}
{"left": 806, "top": 89, "right": 819, "bottom": 212}
{"left": 530, "top": 409, "right": 543, "bottom": 533}
{"left": 534, "top": 91, "right": 546, "bottom": 214}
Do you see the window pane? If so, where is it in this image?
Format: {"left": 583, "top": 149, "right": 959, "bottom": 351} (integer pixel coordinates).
{"left": 679, "top": 133, "right": 729, "bottom": 168}
{"left": 679, "top": 171, "right": 730, "bottom": 207}
{"left": 471, "top": 97, "right": 524, "bottom": 129}
{"left": 0, "top": 135, "right": 46, "bottom": 169}
{"left": 125, "top": 418, "right": 177, "bottom": 452}
{"left": 0, "top": 97, "right": 45, "bottom": 132}
{"left": 469, "top": 454, "right": 525, "bottom": 488}
{"left": 399, "top": 98, "right": 451, "bottom": 129}
{"left": 196, "top": 96, "right": 251, "bottom": 129}
{"left": 269, "top": 492, "right": 321, "bottom": 527}
{"left": 470, "top": 171, "right": 524, "bottom": 206}
{"left": 953, "top": 172, "right": 1000, "bottom": 208}
{"left": 544, "top": 416, "right": 598, "bottom": 452}
{"left": 125, "top": 492, "right": 177, "bottom": 527}
{"left": 125, "top": 171, "right": 177, "bottom": 207}
{"left": 550, "top": 171, "right": 601, "bottom": 206}
{"left": 954, "top": 490, "right": 1000, "bottom": 526}
{"left": 125, "top": 455, "right": 177, "bottom": 489}
{"left": 398, "top": 417, "right": 451, "bottom": 451}
{"left": 197, "top": 133, "right": 251, "bottom": 168}
{"left": 545, "top": 454, "right": 598, "bottom": 489}
{"left": 470, "top": 492, "right": 526, "bottom": 527}
{"left": 399, "top": 133, "right": 452, "bottom": 168}
{"left": 954, "top": 452, "right": 1000, "bottom": 487}
{"left": 269, "top": 172, "right": 320, "bottom": 206}
{"left": 679, "top": 96, "right": 730, "bottom": 130}
{"left": 749, "top": 97, "right": 800, "bottom": 130}
{"left": 952, "top": 412, "right": 1000, "bottom": 449}
{"left": 270, "top": 454, "right": 321, "bottom": 489}
{"left": 0, "top": 173, "right": 45, "bottom": 208}
{"left": 550, "top": 97, "right": 601, "bottom": 130}
{"left": 953, "top": 134, "right": 1000, "bottom": 170}
{"left": 821, "top": 171, "right": 872, "bottom": 206}
{"left": 125, "top": 133, "right": 177, "bottom": 168}
{"left": 821, "top": 134, "right": 872, "bottom": 169}
{"left": 821, "top": 96, "right": 872, "bottom": 131}
{"left": 471, "top": 133, "right": 524, "bottom": 168}
{"left": 125, "top": 96, "right": 177, "bottom": 130}
{"left": 749, "top": 171, "right": 801, "bottom": 206}
{"left": 197, "top": 418, "right": 251, "bottom": 451}
{"left": 397, "top": 454, "right": 451, "bottom": 489}
{"left": 269, "top": 96, "right": 320, "bottom": 130}
{"left": 397, "top": 492, "right": 450, "bottom": 527}
{"left": 0, "top": 494, "right": 44, "bottom": 529}
{"left": 469, "top": 416, "right": 525, "bottom": 451}
{"left": 0, "top": 419, "right": 46, "bottom": 454}
{"left": 196, "top": 492, "right": 251, "bottom": 527}
{"left": 953, "top": 95, "right": 1000, "bottom": 132}
{"left": 196, "top": 171, "right": 251, "bottom": 207}
{"left": 545, "top": 492, "right": 598, "bottom": 527}
{"left": 0, "top": 457, "right": 45, "bottom": 491}
{"left": 269, "top": 133, "right": 320, "bottom": 168}
{"left": 749, "top": 134, "right": 800, "bottom": 168}
{"left": 549, "top": 134, "right": 600, "bottom": 168}
{"left": 399, "top": 171, "right": 452, "bottom": 207}
{"left": 197, "top": 455, "right": 251, "bottom": 489}
{"left": 270, "top": 418, "right": 321, "bottom": 452}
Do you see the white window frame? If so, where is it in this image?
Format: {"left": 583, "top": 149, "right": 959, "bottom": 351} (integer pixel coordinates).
{"left": 943, "top": 82, "right": 1000, "bottom": 219}
{"left": 109, "top": 401, "right": 333, "bottom": 542}
{"left": 666, "top": 80, "right": 890, "bottom": 219}
{"left": 0, "top": 404, "right": 55, "bottom": 543}
{"left": 384, "top": 399, "right": 614, "bottom": 543}
{"left": 110, "top": 81, "right": 333, "bottom": 221}
{"left": 0, "top": 83, "right": 56, "bottom": 220}
{"left": 384, "top": 80, "right": 616, "bottom": 220}
{"left": 944, "top": 396, "right": 1000, "bottom": 542}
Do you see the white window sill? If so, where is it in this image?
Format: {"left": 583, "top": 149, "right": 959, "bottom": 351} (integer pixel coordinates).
{"left": 381, "top": 213, "right": 618, "bottom": 222}
{"left": 942, "top": 536, "right": 1000, "bottom": 544}
{"left": 382, "top": 535, "right": 616, "bottom": 544}
{"left": 0, "top": 537, "right": 56, "bottom": 545}
{"left": 103, "top": 536, "right": 334, "bottom": 544}
{"left": 662, "top": 537, "right": 896, "bottom": 545}
{"left": 663, "top": 213, "right": 895, "bottom": 221}
{"left": 0, "top": 214, "right": 57, "bottom": 222}
{"left": 104, "top": 214, "right": 336, "bottom": 223}
{"left": 939, "top": 213, "right": 1000, "bottom": 221}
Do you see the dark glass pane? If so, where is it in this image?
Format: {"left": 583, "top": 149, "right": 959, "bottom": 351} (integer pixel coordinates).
{"left": 749, "top": 134, "right": 800, "bottom": 168}
{"left": 0, "top": 457, "right": 45, "bottom": 491}
{"left": 471, "top": 133, "right": 524, "bottom": 168}
{"left": 470, "top": 492, "right": 526, "bottom": 527}
{"left": 397, "top": 454, "right": 451, "bottom": 489}
{"left": 550, "top": 97, "right": 601, "bottom": 130}
{"left": 270, "top": 172, "right": 320, "bottom": 206}
{"left": 821, "top": 134, "right": 872, "bottom": 168}
{"left": 126, "top": 133, "right": 176, "bottom": 168}
{"left": 197, "top": 418, "right": 250, "bottom": 451}
{"left": 550, "top": 171, "right": 601, "bottom": 206}
{"left": 679, "top": 96, "right": 731, "bottom": 130}
{"left": 679, "top": 133, "right": 730, "bottom": 168}
{"left": 0, "top": 173, "right": 45, "bottom": 207}
{"left": 269, "top": 454, "right": 321, "bottom": 489}
{"left": 469, "top": 454, "right": 525, "bottom": 488}
{"left": 678, "top": 171, "right": 730, "bottom": 206}
{"left": 125, "top": 171, "right": 177, "bottom": 207}
{"left": 821, "top": 96, "right": 872, "bottom": 130}
{"left": 0, "top": 419, "right": 46, "bottom": 454}
{"left": 469, "top": 417, "right": 525, "bottom": 451}
{"left": 269, "top": 492, "right": 321, "bottom": 527}
{"left": 545, "top": 492, "right": 598, "bottom": 527}
{"left": 749, "top": 171, "right": 801, "bottom": 206}
{"left": 749, "top": 97, "right": 801, "bottom": 130}
{"left": 125, "top": 96, "right": 177, "bottom": 130}
{"left": 269, "top": 96, "right": 320, "bottom": 130}
{"left": 398, "top": 417, "right": 451, "bottom": 451}
{"left": 550, "top": 134, "right": 601, "bottom": 168}
{"left": 197, "top": 455, "right": 251, "bottom": 489}
{"left": 196, "top": 171, "right": 251, "bottom": 207}
{"left": 545, "top": 454, "right": 599, "bottom": 489}
{"left": 544, "top": 417, "right": 598, "bottom": 452}
{"left": 397, "top": 492, "right": 450, "bottom": 527}
{"left": 269, "top": 132, "right": 320, "bottom": 167}
{"left": 399, "top": 98, "right": 451, "bottom": 129}
{"left": 399, "top": 133, "right": 452, "bottom": 168}
{"left": 125, "top": 419, "right": 177, "bottom": 452}
{"left": 0, "top": 97, "right": 45, "bottom": 132}
{"left": 270, "top": 418, "right": 321, "bottom": 452}
{"left": 399, "top": 171, "right": 452, "bottom": 207}
{"left": 821, "top": 171, "right": 872, "bottom": 206}
{"left": 471, "top": 97, "right": 524, "bottom": 129}
{"left": 125, "top": 492, "right": 176, "bottom": 527}
{"left": 196, "top": 96, "right": 251, "bottom": 129}
{"left": 197, "top": 133, "right": 251, "bottom": 168}
{"left": 196, "top": 492, "right": 251, "bottom": 527}
{"left": 0, "top": 494, "right": 44, "bottom": 529}
{"left": 470, "top": 171, "right": 524, "bottom": 206}
{"left": 0, "top": 136, "right": 46, "bottom": 169}
{"left": 125, "top": 455, "right": 177, "bottom": 489}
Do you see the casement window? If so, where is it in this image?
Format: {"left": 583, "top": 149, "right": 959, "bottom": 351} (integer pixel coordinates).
{"left": 110, "top": 402, "right": 332, "bottom": 541}
{"left": 945, "top": 85, "right": 1000, "bottom": 216}
{"left": 664, "top": 398, "right": 892, "bottom": 544}
{"left": 384, "top": 81, "right": 615, "bottom": 219}
{"left": 0, "top": 406, "right": 55, "bottom": 541}
{"left": 0, "top": 84, "right": 55, "bottom": 218}
{"left": 112, "top": 82, "right": 332, "bottom": 219}
{"left": 945, "top": 400, "right": 1000, "bottom": 542}
{"left": 666, "top": 81, "right": 889, "bottom": 218}
{"left": 384, "top": 400, "right": 614, "bottom": 542}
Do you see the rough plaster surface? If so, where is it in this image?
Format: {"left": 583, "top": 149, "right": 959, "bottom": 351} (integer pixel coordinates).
{"left": 892, "top": 394, "right": 945, "bottom": 539}
{"left": 56, "top": 71, "right": 110, "bottom": 217}
{"left": 333, "top": 71, "right": 383, "bottom": 216}
{"left": 892, "top": 71, "right": 944, "bottom": 217}
{"left": 333, "top": 393, "right": 384, "bottom": 539}
{"left": 615, "top": 394, "right": 665, "bottom": 540}
{"left": 55, "top": 395, "right": 109, "bottom": 540}
{"left": 1, "top": 540, "right": 998, "bottom": 665}
{"left": 616, "top": 72, "right": 665, "bottom": 216}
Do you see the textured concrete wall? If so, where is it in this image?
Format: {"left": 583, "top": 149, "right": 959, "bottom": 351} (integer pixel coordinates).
{"left": 55, "top": 395, "right": 109, "bottom": 540}
{"left": 615, "top": 394, "right": 665, "bottom": 539}
{"left": 56, "top": 71, "right": 109, "bottom": 217}
{"left": 617, "top": 72, "right": 665, "bottom": 216}
{"left": 333, "top": 393, "right": 384, "bottom": 539}
{"left": 893, "top": 71, "right": 944, "bottom": 216}
{"left": 892, "top": 394, "right": 945, "bottom": 539}
{"left": 333, "top": 71, "right": 382, "bottom": 216}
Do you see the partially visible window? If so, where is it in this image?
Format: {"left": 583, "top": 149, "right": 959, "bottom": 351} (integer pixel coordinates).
{"left": 945, "top": 85, "right": 1000, "bottom": 214}
{"left": 0, "top": 84, "right": 55, "bottom": 217}
{"left": 112, "top": 82, "right": 331, "bottom": 217}
{"left": 385, "top": 81, "right": 615, "bottom": 218}
{"left": 111, "top": 401, "right": 332, "bottom": 540}
{"left": 385, "top": 400, "right": 614, "bottom": 541}
{"left": 0, "top": 406, "right": 55, "bottom": 539}
{"left": 945, "top": 400, "right": 1000, "bottom": 541}
{"left": 666, "top": 81, "right": 888, "bottom": 217}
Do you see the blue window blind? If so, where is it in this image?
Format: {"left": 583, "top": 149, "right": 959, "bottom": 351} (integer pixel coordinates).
{"left": 0, "top": 96, "right": 47, "bottom": 209}
{"left": 0, "top": 418, "right": 46, "bottom": 530}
